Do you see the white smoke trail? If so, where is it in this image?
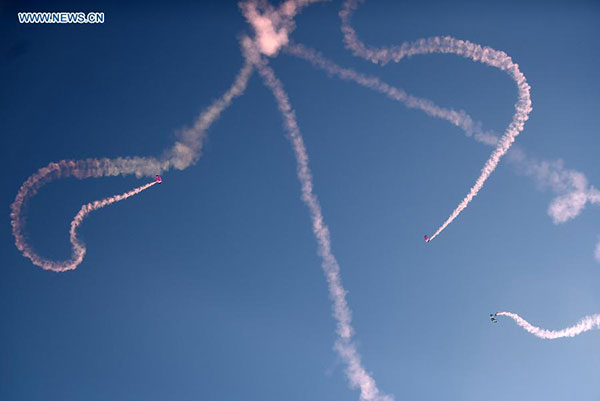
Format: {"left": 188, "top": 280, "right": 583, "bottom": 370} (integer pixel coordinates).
{"left": 11, "top": 61, "right": 254, "bottom": 270}
{"left": 340, "top": 0, "right": 532, "bottom": 241}
{"left": 497, "top": 311, "right": 600, "bottom": 339}
{"left": 163, "top": 61, "right": 255, "bottom": 171}
{"left": 508, "top": 149, "right": 600, "bottom": 261}
{"left": 284, "top": 43, "right": 499, "bottom": 146}
{"left": 508, "top": 148, "right": 600, "bottom": 225}
{"left": 242, "top": 36, "right": 392, "bottom": 401}
{"left": 15, "top": 180, "right": 157, "bottom": 272}
{"left": 285, "top": 43, "right": 600, "bottom": 261}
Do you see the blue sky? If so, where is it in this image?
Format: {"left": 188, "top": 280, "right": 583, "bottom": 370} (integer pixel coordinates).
{"left": 1, "top": 0, "right": 599, "bottom": 400}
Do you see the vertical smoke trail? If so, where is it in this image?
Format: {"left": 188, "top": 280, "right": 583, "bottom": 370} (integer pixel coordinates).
{"left": 497, "top": 312, "right": 600, "bottom": 339}
{"left": 242, "top": 37, "right": 392, "bottom": 401}
{"left": 11, "top": 61, "right": 254, "bottom": 270}
{"left": 340, "top": 0, "right": 532, "bottom": 241}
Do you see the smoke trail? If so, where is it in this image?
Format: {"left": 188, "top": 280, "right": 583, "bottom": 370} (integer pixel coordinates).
{"left": 11, "top": 61, "right": 254, "bottom": 270}
{"left": 285, "top": 42, "right": 600, "bottom": 226}
{"left": 14, "top": 180, "right": 157, "bottom": 272}
{"left": 507, "top": 149, "right": 600, "bottom": 262}
{"left": 340, "top": 0, "right": 532, "bottom": 241}
{"left": 163, "top": 61, "right": 255, "bottom": 171}
{"left": 284, "top": 43, "right": 499, "bottom": 146}
{"left": 508, "top": 148, "right": 600, "bottom": 224}
{"left": 497, "top": 311, "right": 600, "bottom": 339}
{"left": 285, "top": 43, "right": 600, "bottom": 262}
{"left": 242, "top": 36, "right": 392, "bottom": 401}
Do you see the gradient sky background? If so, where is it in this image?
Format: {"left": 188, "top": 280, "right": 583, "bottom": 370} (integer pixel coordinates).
{"left": 1, "top": 0, "right": 600, "bottom": 400}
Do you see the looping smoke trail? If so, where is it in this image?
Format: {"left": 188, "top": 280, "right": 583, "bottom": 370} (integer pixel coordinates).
{"left": 11, "top": 61, "right": 254, "bottom": 271}
{"left": 242, "top": 36, "right": 393, "bottom": 401}
{"left": 10, "top": 159, "right": 155, "bottom": 271}
{"left": 16, "top": 180, "right": 157, "bottom": 272}
{"left": 497, "top": 312, "right": 600, "bottom": 339}
{"left": 339, "top": 0, "right": 532, "bottom": 241}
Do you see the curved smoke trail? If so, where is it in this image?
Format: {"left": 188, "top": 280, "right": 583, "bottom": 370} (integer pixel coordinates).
{"left": 11, "top": 61, "right": 254, "bottom": 271}
{"left": 283, "top": 42, "right": 499, "bottom": 146}
{"left": 340, "top": 0, "right": 532, "bottom": 241}
{"left": 10, "top": 159, "right": 159, "bottom": 272}
{"left": 283, "top": 43, "right": 600, "bottom": 261}
{"left": 242, "top": 35, "right": 392, "bottom": 401}
{"left": 13, "top": 179, "right": 157, "bottom": 272}
{"left": 497, "top": 312, "right": 600, "bottom": 339}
